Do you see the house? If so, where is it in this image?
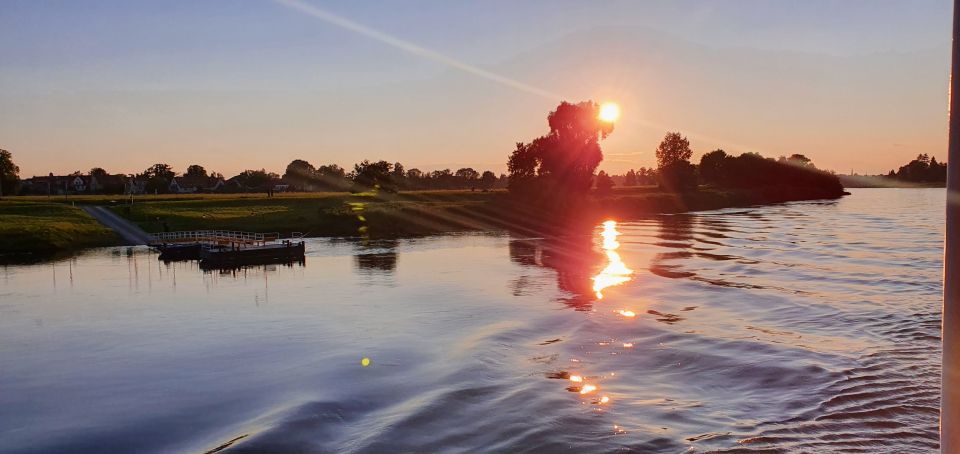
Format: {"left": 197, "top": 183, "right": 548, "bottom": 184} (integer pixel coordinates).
{"left": 21, "top": 173, "right": 136, "bottom": 195}
{"left": 21, "top": 174, "right": 90, "bottom": 195}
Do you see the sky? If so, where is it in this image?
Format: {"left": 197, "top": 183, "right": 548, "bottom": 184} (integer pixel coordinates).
{"left": 0, "top": 0, "right": 953, "bottom": 178}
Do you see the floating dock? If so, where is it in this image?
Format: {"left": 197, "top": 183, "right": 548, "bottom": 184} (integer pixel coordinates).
{"left": 150, "top": 230, "right": 305, "bottom": 268}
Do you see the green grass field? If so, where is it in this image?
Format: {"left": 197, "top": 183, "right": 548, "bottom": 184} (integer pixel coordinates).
{"left": 108, "top": 190, "right": 505, "bottom": 238}
{"left": 0, "top": 199, "right": 120, "bottom": 255}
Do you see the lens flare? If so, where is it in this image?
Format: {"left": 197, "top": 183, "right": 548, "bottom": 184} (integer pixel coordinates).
{"left": 618, "top": 310, "right": 636, "bottom": 318}
{"left": 580, "top": 384, "right": 598, "bottom": 394}
{"left": 569, "top": 375, "right": 583, "bottom": 383}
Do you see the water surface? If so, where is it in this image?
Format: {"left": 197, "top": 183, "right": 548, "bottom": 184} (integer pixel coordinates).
{"left": 0, "top": 188, "right": 943, "bottom": 452}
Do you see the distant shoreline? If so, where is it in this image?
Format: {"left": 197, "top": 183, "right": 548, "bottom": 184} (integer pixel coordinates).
{"left": 838, "top": 174, "right": 945, "bottom": 189}
{"left": 0, "top": 185, "right": 849, "bottom": 257}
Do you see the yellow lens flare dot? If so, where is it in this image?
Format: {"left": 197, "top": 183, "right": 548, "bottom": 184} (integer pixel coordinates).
{"left": 361, "top": 357, "right": 371, "bottom": 367}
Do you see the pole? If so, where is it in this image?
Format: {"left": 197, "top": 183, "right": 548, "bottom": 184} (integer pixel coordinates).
{"left": 943, "top": 0, "right": 960, "bottom": 450}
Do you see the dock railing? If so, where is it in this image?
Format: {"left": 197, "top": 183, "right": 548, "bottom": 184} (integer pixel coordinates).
{"left": 149, "top": 230, "right": 280, "bottom": 246}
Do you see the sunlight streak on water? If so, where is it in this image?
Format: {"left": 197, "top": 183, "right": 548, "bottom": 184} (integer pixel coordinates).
{"left": 592, "top": 220, "right": 634, "bottom": 299}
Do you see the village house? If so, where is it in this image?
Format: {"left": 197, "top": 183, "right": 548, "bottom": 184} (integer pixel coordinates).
{"left": 21, "top": 173, "right": 136, "bottom": 195}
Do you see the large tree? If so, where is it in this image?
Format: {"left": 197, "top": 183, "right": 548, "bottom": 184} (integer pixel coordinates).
{"left": 507, "top": 101, "right": 614, "bottom": 197}
{"left": 142, "top": 163, "right": 175, "bottom": 194}
{"left": 655, "top": 132, "right": 692, "bottom": 169}
{"left": 185, "top": 164, "right": 208, "bottom": 178}
{"left": 698, "top": 149, "right": 727, "bottom": 185}
{"left": 0, "top": 149, "right": 20, "bottom": 197}
{"left": 655, "top": 132, "right": 696, "bottom": 191}
{"left": 351, "top": 160, "right": 395, "bottom": 192}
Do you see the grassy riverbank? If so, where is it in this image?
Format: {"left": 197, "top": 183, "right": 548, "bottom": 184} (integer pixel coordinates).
{"left": 2, "top": 185, "right": 846, "bottom": 254}
{"left": 0, "top": 200, "right": 121, "bottom": 256}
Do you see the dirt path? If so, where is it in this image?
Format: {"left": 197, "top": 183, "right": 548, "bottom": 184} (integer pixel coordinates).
{"left": 81, "top": 206, "right": 153, "bottom": 245}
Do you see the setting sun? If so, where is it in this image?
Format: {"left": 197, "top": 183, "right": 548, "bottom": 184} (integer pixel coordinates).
{"left": 598, "top": 102, "right": 620, "bottom": 123}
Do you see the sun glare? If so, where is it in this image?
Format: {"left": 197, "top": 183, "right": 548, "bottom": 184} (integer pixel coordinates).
{"left": 599, "top": 102, "right": 620, "bottom": 123}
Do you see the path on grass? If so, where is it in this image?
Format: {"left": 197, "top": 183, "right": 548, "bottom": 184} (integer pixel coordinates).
{"left": 81, "top": 206, "right": 153, "bottom": 245}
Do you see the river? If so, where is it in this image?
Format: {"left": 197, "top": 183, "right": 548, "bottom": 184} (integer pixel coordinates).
{"left": 0, "top": 188, "right": 943, "bottom": 453}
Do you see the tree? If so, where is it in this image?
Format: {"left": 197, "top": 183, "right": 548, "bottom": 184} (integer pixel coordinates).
{"left": 507, "top": 100, "right": 614, "bottom": 197}
{"left": 142, "top": 163, "right": 175, "bottom": 193}
{"left": 186, "top": 164, "right": 209, "bottom": 178}
{"left": 351, "top": 160, "right": 394, "bottom": 192}
{"left": 655, "top": 132, "right": 696, "bottom": 191}
{"left": 281, "top": 159, "right": 317, "bottom": 191}
{"left": 89, "top": 167, "right": 109, "bottom": 178}
{"left": 392, "top": 162, "right": 406, "bottom": 189}
{"left": 623, "top": 169, "right": 638, "bottom": 186}
{"left": 0, "top": 149, "right": 20, "bottom": 197}
{"left": 595, "top": 170, "right": 614, "bottom": 195}
{"left": 234, "top": 169, "right": 278, "bottom": 190}
{"left": 655, "top": 132, "right": 692, "bottom": 169}
{"left": 455, "top": 167, "right": 480, "bottom": 182}
{"left": 699, "top": 149, "right": 727, "bottom": 185}
{"left": 480, "top": 170, "right": 497, "bottom": 190}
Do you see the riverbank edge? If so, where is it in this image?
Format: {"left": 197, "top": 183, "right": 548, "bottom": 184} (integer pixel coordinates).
{"left": 0, "top": 186, "right": 846, "bottom": 256}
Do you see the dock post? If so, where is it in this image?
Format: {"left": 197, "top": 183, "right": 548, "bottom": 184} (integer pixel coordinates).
{"left": 943, "top": 0, "right": 960, "bottom": 450}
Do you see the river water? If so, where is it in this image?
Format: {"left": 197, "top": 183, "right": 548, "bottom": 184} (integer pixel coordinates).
{"left": 0, "top": 188, "right": 944, "bottom": 453}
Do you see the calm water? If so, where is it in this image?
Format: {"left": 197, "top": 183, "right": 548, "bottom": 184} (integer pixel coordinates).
{"left": 0, "top": 188, "right": 944, "bottom": 453}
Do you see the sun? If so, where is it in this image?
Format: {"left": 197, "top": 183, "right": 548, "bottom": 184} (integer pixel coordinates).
{"left": 599, "top": 102, "right": 620, "bottom": 123}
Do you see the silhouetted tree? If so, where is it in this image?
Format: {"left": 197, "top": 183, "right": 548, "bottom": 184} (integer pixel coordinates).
{"left": 233, "top": 169, "right": 278, "bottom": 190}
{"left": 888, "top": 154, "right": 947, "bottom": 183}
{"left": 351, "top": 160, "right": 395, "bottom": 192}
{"left": 0, "top": 149, "right": 20, "bottom": 197}
{"left": 455, "top": 167, "right": 480, "bottom": 181}
{"left": 656, "top": 132, "right": 696, "bottom": 191}
{"left": 314, "top": 164, "right": 350, "bottom": 191}
{"left": 142, "top": 163, "right": 175, "bottom": 193}
{"left": 507, "top": 101, "right": 614, "bottom": 199}
{"left": 703, "top": 151, "right": 842, "bottom": 193}
{"left": 480, "top": 170, "right": 497, "bottom": 190}
{"left": 392, "top": 162, "right": 406, "bottom": 189}
{"left": 698, "top": 149, "right": 727, "bottom": 185}
{"left": 595, "top": 170, "right": 614, "bottom": 195}
{"left": 656, "top": 132, "right": 692, "bottom": 169}
{"left": 623, "top": 169, "right": 638, "bottom": 186}
{"left": 185, "top": 164, "right": 209, "bottom": 178}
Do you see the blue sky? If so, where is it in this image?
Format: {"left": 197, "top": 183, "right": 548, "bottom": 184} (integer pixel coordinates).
{"left": 1, "top": 0, "right": 953, "bottom": 177}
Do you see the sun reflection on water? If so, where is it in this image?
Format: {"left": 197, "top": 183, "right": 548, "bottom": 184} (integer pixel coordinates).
{"left": 592, "top": 221, "right": 634, "bottom": 299}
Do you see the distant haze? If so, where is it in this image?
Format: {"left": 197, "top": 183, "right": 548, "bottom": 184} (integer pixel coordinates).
{"left": 0, "top": 0, "right": 950, "bottom": 177}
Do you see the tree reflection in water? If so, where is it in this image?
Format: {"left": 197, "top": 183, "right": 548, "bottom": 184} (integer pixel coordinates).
{"left": 508, "top": 220, "right": 633, "bottom": 310}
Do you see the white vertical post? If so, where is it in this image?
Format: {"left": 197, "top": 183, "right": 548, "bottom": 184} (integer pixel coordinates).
{"left": 944, "top": 0, "right": 960, "bottom": 450}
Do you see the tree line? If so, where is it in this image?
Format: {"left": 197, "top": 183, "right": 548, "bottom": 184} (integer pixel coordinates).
{"left": 506, "top": 102, "right": 844, "bottom": 200}
{"left": 884, "top": 154, "right": 947, "bottom": 183}
{"left": 0, "top": 100, "right": 856, "bottom": 199}
{"left": 0, "top": 149, "right": 508, "bottom": 195}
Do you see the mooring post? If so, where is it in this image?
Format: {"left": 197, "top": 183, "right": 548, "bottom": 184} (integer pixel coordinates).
{"left": 944, "top": 0, "right": 960, "bottom": 450}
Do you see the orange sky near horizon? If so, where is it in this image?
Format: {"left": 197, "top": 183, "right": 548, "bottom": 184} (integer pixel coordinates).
{"left": 1, "top": 1, "right": 951, "bottom": 179}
